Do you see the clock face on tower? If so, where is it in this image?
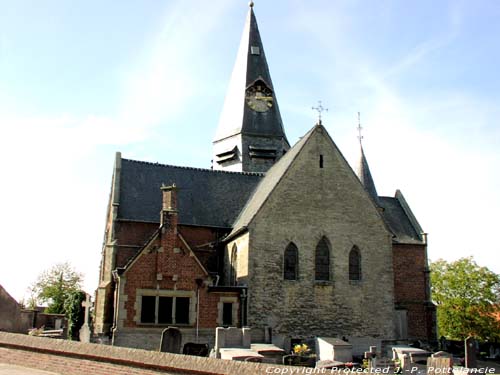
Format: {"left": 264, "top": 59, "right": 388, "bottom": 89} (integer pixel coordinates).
{"left": 245, "top": 82, "right": 273, "bottom": 113}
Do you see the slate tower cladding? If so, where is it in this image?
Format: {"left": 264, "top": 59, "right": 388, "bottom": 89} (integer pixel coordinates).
{"left": 212, "top": 3, "right": 289, "bottom": 173}
{"left": 357, "top": 144, "right": 381, "bottom": 206}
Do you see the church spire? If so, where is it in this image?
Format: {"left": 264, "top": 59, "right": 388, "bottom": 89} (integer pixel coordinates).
{"left": 356, "top": 113, "right": 380, "bottom": 206}
{"left": 212, "top": 2, "right": 289, "bottom": 173}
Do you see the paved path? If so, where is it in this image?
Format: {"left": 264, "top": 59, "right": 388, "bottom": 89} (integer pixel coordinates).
{"left": 0, "top": 363, "right": 60, "bottom": 375}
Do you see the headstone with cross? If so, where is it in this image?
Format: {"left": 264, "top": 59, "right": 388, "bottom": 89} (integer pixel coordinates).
{"left": 79, "top": 293, "right": 92, "bottom": 343}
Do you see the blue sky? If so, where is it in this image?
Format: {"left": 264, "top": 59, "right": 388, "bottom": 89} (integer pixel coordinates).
{"left": 0, "top": 0, "right": 499, "bottom": 301}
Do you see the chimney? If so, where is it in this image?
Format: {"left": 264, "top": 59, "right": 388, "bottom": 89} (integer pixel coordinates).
{"left": 160, "top": 184, "right": 178, "bottom": 226}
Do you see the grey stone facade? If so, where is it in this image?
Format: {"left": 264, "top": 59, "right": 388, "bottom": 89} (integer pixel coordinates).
{"left": 227, "top": 126, "right": 396, "bottom": 353}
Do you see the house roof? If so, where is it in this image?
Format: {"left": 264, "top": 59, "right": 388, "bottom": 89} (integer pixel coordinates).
{"left": 117, "top": 158, "right": 262, "bottom": 228}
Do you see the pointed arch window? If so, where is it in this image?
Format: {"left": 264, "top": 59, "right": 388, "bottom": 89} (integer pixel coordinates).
{"left": 230, "top": 245, "right": 238, "bottom": 286}
{"left": 349, "top": 246, "right": 362, "bottom": 281}
{"left": 284, "top": 243, "right": 298, "bottom": 280}
{"left": 315, "top": 237, "right": 330, "bottom": 281}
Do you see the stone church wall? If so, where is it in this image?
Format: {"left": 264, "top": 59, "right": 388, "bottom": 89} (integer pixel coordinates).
{"left": 225, "top": 232, "right": 250, "bottom": 285}
{"left": 243, "top": 128, "right": 396, "bottom": 352}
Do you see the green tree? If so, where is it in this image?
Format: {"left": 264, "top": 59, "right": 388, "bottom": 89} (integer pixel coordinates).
{"left": 29, "top": 262, "right": 84, "bottom": 314}
{"left": 64, "top": 290, "right": 86, "bottom": 340}
{"left": 431, "top": 257, "right": 500, "bottom": 341}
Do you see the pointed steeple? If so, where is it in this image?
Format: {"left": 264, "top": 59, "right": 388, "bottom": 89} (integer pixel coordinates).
{"left": 358, "top": 147, "right": 380, "bottom": 206}
{"left": 356, "top": 114, "right": 380, "bottom": 206}
{"left": 212, "top": 3, "right": 289, "bottom": 173}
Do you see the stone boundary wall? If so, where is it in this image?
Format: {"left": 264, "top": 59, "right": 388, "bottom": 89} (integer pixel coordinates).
{"left": 0, "top": 332, "right": 297, "bottom": 375}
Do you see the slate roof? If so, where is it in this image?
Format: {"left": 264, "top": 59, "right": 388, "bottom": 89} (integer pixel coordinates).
{"left": 116, "top": 139, "right": 423, "bottom": 244}
{"left": 379, "top": 196, "right": 423, "bottom": 244}
{"left": 213, "top": 5, "right": 287, "bottom": 142}
{"left": 358, "top": 146, "right": 381, "bottom": 206}
{"left": 117, "top": 158, "right": 263, "bottom": 228}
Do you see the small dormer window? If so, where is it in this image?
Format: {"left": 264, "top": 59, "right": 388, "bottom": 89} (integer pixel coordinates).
{"left": 250, "top": 46, "right": 260, "bottom": 55}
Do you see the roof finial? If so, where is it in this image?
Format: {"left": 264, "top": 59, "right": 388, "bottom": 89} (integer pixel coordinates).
{"left": 249, "top": 1, "right": 254, "bottom": 8}
{"left": 312, "top": 100, "right": 328, "bottom": 125}
{"left": 357, "top": 111, "right": 363, "bottom": 146}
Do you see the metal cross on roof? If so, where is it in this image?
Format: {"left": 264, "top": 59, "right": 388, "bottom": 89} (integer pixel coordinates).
{"left": 312, "top": 101, "right": 328, "bottom": 124}
{"left": 357, "top": 111, "right": 363, "bottom": 146}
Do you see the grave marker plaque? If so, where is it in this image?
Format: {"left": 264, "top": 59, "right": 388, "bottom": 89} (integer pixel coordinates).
{"left": 160, "top": 327, "right": 182, "bottom": 353}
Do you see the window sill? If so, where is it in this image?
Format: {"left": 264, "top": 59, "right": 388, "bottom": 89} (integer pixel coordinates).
{"left": 137, "top": 323, "right": 193, "bottom": 327}
{"left": 349, "top": 280, "right": 362, "bottom": 285}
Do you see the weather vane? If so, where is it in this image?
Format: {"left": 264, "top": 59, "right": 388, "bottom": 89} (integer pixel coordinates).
{"left": 312, "top": 101, "right": 328, "bottom": 124}
{"left": 357, "top": 112, "right": 363, "bottom": 146}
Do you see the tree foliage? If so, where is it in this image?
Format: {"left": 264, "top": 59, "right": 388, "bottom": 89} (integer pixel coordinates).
{"left": 64, "top": 290, "right": 86, "bottom": 340}
{"left": 29, "top": 262, "right": 84, "bottom": 314}
{"left": 431, "top": 257, "right": 500, "bottom": 341}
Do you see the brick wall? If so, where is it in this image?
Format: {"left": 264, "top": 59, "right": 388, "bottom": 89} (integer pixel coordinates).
{"left": 113, "top": 210, "right": 239, "bottom": 349}
{"left": 392, "top": 243, "right": 435, "bottom": 341}
{"left": 0, "top": 332, "right": 295, "bottom": 375}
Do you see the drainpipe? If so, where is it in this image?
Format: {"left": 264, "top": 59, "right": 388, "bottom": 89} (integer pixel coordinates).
{"left": 111, "top": 270, "right": 120, "bottom": 344}
{"left": 195, "top": 278, "right": 203, "bottom": 342}
{"left": 240, "top": 288, "right": 247, "bottom": 327}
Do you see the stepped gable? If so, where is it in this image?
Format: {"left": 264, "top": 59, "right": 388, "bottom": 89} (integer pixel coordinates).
{"left": 117, "top": 158, "right": 263, "bottom": 228}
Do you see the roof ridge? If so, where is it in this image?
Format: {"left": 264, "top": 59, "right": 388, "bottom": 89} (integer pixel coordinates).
{"left": 121, "top": 157, "right": 265, "bottom": 177}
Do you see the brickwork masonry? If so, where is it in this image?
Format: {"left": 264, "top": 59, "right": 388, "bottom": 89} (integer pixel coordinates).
{"left": 0, "top": 332, "right": 301, "bottom": 375}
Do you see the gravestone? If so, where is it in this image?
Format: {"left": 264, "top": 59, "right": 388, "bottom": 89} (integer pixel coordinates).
{"left": 214, "top": 327, "right": 251, "bottom": 357}
{"left": 79, "top": 294, "right": 91, "bottom": 343}
{"left": 400, "top": 353, "right": 410, "bottom": 372}
{"left": 316, "top": 337, "right": 352, "bottom": 363}
{"left": 160, "top": 327, "right": 182, "bottom": 353}
{"left": 183, "top": 342, "right": 209, "bottom": 357}
{"left": 465, "top": 336, "right": 477, "bottom": 369}
{"left": 427, "top": 356, "right": 453, "bottom": 375}
{"left": 439, "top": 336, "right": 448, "bottom": 351}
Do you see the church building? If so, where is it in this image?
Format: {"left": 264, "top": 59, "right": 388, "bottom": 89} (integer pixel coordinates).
{"left": 94, "top": 3, "right": 436, "bottom": 354}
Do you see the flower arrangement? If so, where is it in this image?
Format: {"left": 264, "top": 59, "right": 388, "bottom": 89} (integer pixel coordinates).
{"left": 293, "top": 343, "right": 311, "bottom": 356}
